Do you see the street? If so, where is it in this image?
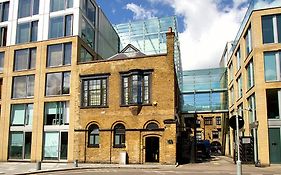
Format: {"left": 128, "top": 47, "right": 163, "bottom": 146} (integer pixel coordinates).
{"left": 32, "top": 168, "right": 280, "bottom": 175}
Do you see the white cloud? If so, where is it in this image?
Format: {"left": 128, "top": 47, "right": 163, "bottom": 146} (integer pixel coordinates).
{"left": 146, "top": 0, "right": 250, "bottom": 70}
{"left": 125, "top": 3, "right": 157, "bottom": 20}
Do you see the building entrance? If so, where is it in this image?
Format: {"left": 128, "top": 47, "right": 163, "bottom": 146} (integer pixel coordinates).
{"left": 269, "top": 128, "right": 281, "bottom": 163}
{"left": 145, "top": 137, "right": 159, "bottom": 162}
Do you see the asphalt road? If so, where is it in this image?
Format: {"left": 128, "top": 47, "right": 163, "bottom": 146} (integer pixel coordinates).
{"left": 31, "top": 168, "right": 279, "bottom": 175}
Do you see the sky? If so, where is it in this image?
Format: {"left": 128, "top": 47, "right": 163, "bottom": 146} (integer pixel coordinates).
{"left": 95, "top": 0, "right": 276, "bottom": 71}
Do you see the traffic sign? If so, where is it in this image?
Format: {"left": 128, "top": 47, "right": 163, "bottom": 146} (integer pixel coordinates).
{"left": 229, "top": 115, "right": 244, "bottom": 130}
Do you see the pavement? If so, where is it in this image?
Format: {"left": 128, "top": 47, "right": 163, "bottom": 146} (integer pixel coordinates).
{"left": 0, "top": 156, "right": 280, "bottom": 175}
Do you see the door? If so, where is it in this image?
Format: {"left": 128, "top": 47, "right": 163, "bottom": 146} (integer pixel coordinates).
{"left": 269, "top": 128, "right": 281, "bottom": 163}
{"left": 145, "top": 137, "right": 159, "bottom": 162}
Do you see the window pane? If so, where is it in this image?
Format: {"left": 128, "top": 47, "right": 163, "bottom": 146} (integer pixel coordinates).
{"left": 264, "top": 52, "right": 277, "bottom": 81}
{"left": 30, "top": 48, "right": 36, "bottom": 69}
{"left": 2, "top": 2, "right": 9, "bottom": 22}
{"left": 27, "top": 104, "right": 33, "bottom": 125}
{"left": 94, "top": 135, "right": 99, "bottom": 145}
{"left": 13, "top": 76, "right": 26, "bottom": 98}
{"left": 14, "top": 49, "right": 29, "bottom": 71}
{"left": 87, "top": 1, "right": 96, "bottom": 23}
{"left": 17, "top": 23, "right": 29, "bottom": 43}
{"left": 80, "top": 46, "right": 94, "bottom": 62}
{"left": 44, "top": 132, "right": 59, "bottom": 160}
{"left": 81, "top": 18, "right": 95, "bottom": 48}
{"left": 47, "top": 44, "right": 63, "bottom": 67}
{"left": 33, "top": 0, "right": 39, "bottom": 15}
{"left": 50, "top": 0, "right": 64, "bottom": 12}
{"left": 18, "top": 0, "right": 31, "bottom": 18}
{"left": 67, "top": 0, "right": 73, "bottom": 8}
{"left": 31, "top": 21, "right": 38, "bottom": 42}
{"left": 24, "top": 132, "right": 32, "bottom": 159}
{"left": 60, "top": 132, "right": 68, "bottom": 159}
{"left": 49, "top": 16, "right": 63, "bottom": 39}
{"left": 63, "top": 72, "right": 70, "bottom": 94}
{"left": 267, "top": 89, "right": 280, "bottom": 119}
{"left": 46, "top": 73, "right": 62, "bottom": 96}
{"left": 0, "top": 26, "right": 7, "bottom": 46}
{"left": 114, "top": 135, "right": 120, "bottom": 145}
{"left": 45, "top": 102, "right": 57, "bottom": 125}
{"left": 64, "top": 43, "right": 72, "bottom": 65}
{"left": 27, "top": 75, "right": 34, "bottom": 97}
{"left": 9, "top": 132, "right": 23, "bottom": 159}
{"left": 0, "top": 52, "right": 4, "bottom": 72}
{"left": 65, "top": 15, "right": 72, "bottom": 36}
{"left": 277, "top": 15, "right": 281, "bottom": 43}
{"left": 262, "top": 16, "right": 274, "bottom": 44}
{"left": 11, "top": 104, "right": 25, "bottom": 125}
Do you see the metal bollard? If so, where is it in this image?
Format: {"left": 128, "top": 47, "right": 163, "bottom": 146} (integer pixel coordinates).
{"left": 74, "top": 159, "right": 78, "bottom": 167}
{"left": 36, "top": 161, "right": 41, "bottom": 170}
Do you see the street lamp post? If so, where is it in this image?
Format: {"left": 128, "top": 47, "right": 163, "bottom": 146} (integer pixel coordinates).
{"left": 235, "top": 112, "right": 242, "bottom": 175}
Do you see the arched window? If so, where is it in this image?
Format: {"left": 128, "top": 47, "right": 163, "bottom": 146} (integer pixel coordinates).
{"left": 114, "top": 124, "right": 125, "bottom": 147}
{"left": 88, "top": 124, "right": 99, "bottom": 147}
{"left": 146, "top": 122, "right": 159, "bottom": 130}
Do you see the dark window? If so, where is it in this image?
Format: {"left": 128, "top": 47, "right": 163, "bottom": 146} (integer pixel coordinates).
{"left": 212, "top": 131, "right": 219, "bottom": 139}
{"left": 12, "top": 75, "right": 35, "bottom": 98}
{"left": 18, "top": 0, "right": 39, "bottom": 18}
{"left": 114, "top": 124, "right": 125, "bottom": 148}
{"left": 244, "top": 26, "right": 252, "bottom": 56}
{"left": 121, "top": 71, "right": 151, "bottom": 105}
{"left": 262, "top": 15, "right": 274, "bottom": 44}
{"left": 88, "top": 124, "right": 99, "bottom": 147}
{"left": 277, "top": 15, "right": 281, "bottom": 43}
{"left": 14, "top": 48, "right": 36, "bottom": 71}
{"left": 216, "top": 117, "right": 221, "bottom": 125}
{"left": 261, "top": 14, "right": 281, "bottom": 44}
{"left": 46, "top": 72, "right": 70, "bottom": 96}
{"left": 146, "top": 122, "right": 159, "bottom": 130}
{"left": 49, "top": 15, "right": 73, "bottom": 39}
{"left": 9, "top": 132, "right": 32, "bottom": 159}
{"left": 266, "top": 89, "right": 280, "bottom": 119}
{"left": 81, "top": 76, "right": 108, "bottom": 107}
{"left": 196, "top": 119, "right": 201, "bottom": 128}
{"left": 204, "top": 117, "right": 213, "bottom": 125}
{"left": 47, "top": 43, "right": 71, "bottom": 67}
{"left": 0, "top": 52, "right": 4, "bottom": 72}
{"left": 50, "top": 0, "right": 73, "bottom": 12}
{"left": 44, "top": 101, "right": 69, "bottom": 125}
{"left": 0, "top": 26, "right": 7, "bottom": 46}
{"left": 0, "top": 1, "right": 9, "bottom": 22}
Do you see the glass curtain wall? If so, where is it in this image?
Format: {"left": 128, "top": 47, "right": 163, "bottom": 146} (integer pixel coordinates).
{"left": 181, "top": 68, "right": 228, "bottom": 113}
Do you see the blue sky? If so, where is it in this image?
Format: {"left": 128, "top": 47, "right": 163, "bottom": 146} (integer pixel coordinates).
{"left": 95, "top": 0, "right": 278, "bottom": 70}
{"left": 96, "top": 0, "right": 185, "bottom": 32}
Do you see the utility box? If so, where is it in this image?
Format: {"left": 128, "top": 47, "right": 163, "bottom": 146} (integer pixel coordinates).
{"left": 240, "top": 136, "right": 254, "bottom": 164}
{"left": 119, "top": 151, "right": 127, "bottom": 164}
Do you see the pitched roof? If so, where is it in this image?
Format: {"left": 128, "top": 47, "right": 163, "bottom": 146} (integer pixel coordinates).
{"left": 107, "top": 44, "right": 146, "bottom": 60}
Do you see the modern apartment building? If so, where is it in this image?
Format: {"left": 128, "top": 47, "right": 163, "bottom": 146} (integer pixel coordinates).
{"left": 225, "top": 1, "right": 281, "bottom": 165}
{"left": 0, "top": 0, "right": 182, "bottom": 164}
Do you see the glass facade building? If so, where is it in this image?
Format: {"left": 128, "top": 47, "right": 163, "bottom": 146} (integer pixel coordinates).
{"left": 114, "top": 16, "right": 182, "bottom": 87}
{"left": 181, "top": 68, "right": 228, "bottom": 113}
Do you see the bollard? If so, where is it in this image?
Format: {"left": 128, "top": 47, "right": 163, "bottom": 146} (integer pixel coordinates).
{"left": 36, "top": 161, "right": 41, "bottom": 170}
{"left": 74, "top": 159, "right": 78, "bottom": 167}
